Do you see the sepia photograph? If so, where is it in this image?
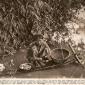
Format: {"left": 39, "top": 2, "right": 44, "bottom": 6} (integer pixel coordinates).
{"left": 0, "top": 0, "right": 85, "bottom": 79}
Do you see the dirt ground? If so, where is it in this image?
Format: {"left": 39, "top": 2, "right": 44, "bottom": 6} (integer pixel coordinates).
{"left": 0, "top": 63, "right": 85, "bottom": 78}
{"left": 13, "top": 64, "right": 85, "bottom": 78}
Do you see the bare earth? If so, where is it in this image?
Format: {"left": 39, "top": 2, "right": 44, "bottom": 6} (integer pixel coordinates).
{"left": 1, "top": 63, "right": 85, "bottom": 78}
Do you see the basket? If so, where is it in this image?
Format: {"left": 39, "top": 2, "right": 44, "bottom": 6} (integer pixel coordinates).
{"left": 51, "top": 48, "right": 69, "bottom": 63}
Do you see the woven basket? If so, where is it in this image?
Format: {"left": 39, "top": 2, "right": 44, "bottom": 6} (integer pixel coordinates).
{"left": 51, "top": 48, "right": 69, "bottom": 63}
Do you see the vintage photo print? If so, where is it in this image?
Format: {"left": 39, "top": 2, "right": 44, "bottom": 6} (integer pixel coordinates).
{"left": 0, "top": 0, "right": 85, "bottom": 80}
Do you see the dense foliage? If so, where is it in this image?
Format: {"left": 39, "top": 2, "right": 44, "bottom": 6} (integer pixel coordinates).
{"left": 0, "top": 0, "right": 85, "bottom": 54}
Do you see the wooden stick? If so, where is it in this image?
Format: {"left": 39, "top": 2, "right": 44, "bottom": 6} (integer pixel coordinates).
{"left": 68, "top": 42, "right": 84, "bottom": 68}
